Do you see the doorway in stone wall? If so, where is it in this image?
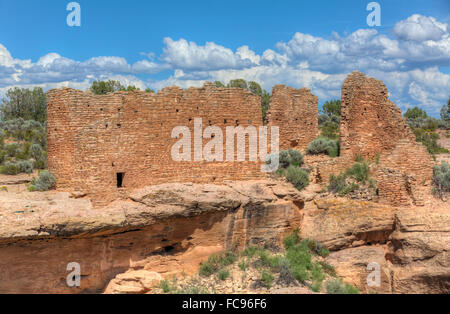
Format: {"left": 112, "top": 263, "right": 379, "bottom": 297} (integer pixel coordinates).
{"left": 116, "top": 173, "right": 125, "bottom": 188}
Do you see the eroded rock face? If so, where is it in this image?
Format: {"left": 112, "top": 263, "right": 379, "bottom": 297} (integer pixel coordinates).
{"left": 301, "top": 198, "right": 449, "bottom": 294}
{"left": 301, "top": 199, "right": 395, "bottom": 250}
{"left": 326, "top": 246, "right": 392, "bottom": 294}
{"left": 388, "top": 207, "right": 450, "bottom": 294}
{"left": 0, "top": 180, "right": 448, "bottom": 294}
{"left": 0, "top": 180, "right": 303, "bottom": 293}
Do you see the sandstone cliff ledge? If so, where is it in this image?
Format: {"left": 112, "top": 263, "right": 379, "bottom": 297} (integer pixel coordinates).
{"left": 0, "top": 180, "right": 448, "bottom": 294}
{"left": 0, "top": 180, "right": 304, "bottom": 293}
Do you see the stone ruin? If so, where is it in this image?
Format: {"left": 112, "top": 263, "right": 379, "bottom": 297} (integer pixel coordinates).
{"left": 266, "top": 85, "right": 318, "bottom": 152}
{"left": 340, "top": 72, "right": 434, "bottom": 206}
{"left": 46, "top": 72, "right": 435, "bottom": 207}
{"left": 46, "top": 83, "right": 267, "bottom": 206}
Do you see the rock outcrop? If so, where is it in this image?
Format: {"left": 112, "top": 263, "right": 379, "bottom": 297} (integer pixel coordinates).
{"left": 388, "top": 207, "right": 450, "bottom": 293}
{"left": 303, "top": 199, "right": 449, "bottom": 294}
{"left": 0, "top": 180, "right": 304, "bottom": 293}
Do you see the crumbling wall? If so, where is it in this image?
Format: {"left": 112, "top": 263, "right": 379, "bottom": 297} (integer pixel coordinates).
{"left": 378, "top": 139, "right": 434, "bottom": 182}
{"left": 338, "top": 71, "right": 434, "bottom": 206}
{"left": 267, "top": 85, "right": 318, "bottom": 152}
{"left": 377, "top": 168, "right": 424, "bottom": 206}
{"left": 340, "top": 71, "right": 415, "bottom": 161}
{"left": 47, "top": 83, "right": 266, "bottom": 206}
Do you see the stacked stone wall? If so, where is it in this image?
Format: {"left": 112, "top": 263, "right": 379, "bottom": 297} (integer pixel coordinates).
{"left": 340, "top": 71, "right": 415, "bottom": 161}
{"left": 47, "top": 83, "right": 267, "bottom": 206}
{"left": 267, "top": 85, "right": 318, "bottom": 152}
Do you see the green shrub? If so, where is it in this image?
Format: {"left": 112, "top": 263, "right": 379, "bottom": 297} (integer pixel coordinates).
{"left": 320, "top": 121, "right": 340, "bottom": 140}
{"left": 18, "top": 160, "right": 33, "bottom": 174}
{"left": 277, "top": 258, "right": 297, "bottom": 285}
{"left": 328, "top": 161, "right": 375, "bottom": 196}
{"left": 326, "top": 279, "right": 359, "bottom": 294}
{"left": 285, "top": 243, "right": 313, "bottom": 283}
{"left": 5, "top": 143, "right": 19, "bottom": 157}
{"left": 34, "top": 158, "right": 47, "bottom": 169}
{"left": 345, "top": 161, "right": 370, "bottom": 183}
{"left": 199, "top": 261, "right": 215, "bottom": 277}
{"left": 217, "top": 269, "right": 230, "bottom": 281}
{"left": 328, "top": 173, "right": 347, "bottom": 195}
{"left": 318, "top": 261, "right": 337, "bottom": 277}
{"left": 176, "top": 281, "right": 212, "bottom": 294}
{"left": 311, "top": 263, "right": 325, "bottom": 292}
{"left": 199, "top": 251, "right": 237, "bottom": 277}
{"left": 159, "top": 279, "right": 173, "bottom": 293}
{"left": 0, "top": 150, "right": 6, "bottom": 164}
{"left": 288, "top": 149, "right": 304, "bottom": 167}
{"left": 28, "top": 170, "right": 56, "bottom": 191}
{"left": 15, "top": 142, "right": 32, "bottom": 160}
{"left": 304, "top": 239, "right": 330, "bottom": 257}
{"left": 220, "top": 251, "right": 238, "bottom": 267}
{"left": 261, "top": 271, "right": 274, "bottom": 288}
{"left": 31, "top": 144, "right": 43, "bottom": 160}
{"left": 279, "top": 150, "right": 291, "bottom": 168}
{"left": 432, "top": 162, "right": 450, "bottom": 198}
{"left": 283, "top": 229, "right": 300, "bottom": 250}
{"left": 307, "top": 137, "right": 339, "bottom": 157}
{"left": 266, "top": 149, "right": 304, "bottom": 170}
{"left": 238, "top": 260, "right": 248, "bottom": 271}
{"left": 242, "top": 246, "right": 259, "bottom": 258}
{"left": 0, "top": 162, "right": 20, "bottom": 175}
{"left": 285, "top": 166, "right": 309, "bottom": 191}
{"left": 33, "top": 151, "right": 48, "bottom": 169}
{"left": 258, "top": 250, "right": 282, "bottom": 270}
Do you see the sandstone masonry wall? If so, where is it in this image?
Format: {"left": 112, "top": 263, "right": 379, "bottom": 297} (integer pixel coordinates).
{"left": 267, "top": 85, "right": 318, "bottom": 152}
{"left": 47, "top": 83, "right": 266, "bottom": 206}
{"left": 340, "top": 71, "right": 415, "bottom": 161}
{"left": 338, "top": 72, "right": 434, "bottom": 206}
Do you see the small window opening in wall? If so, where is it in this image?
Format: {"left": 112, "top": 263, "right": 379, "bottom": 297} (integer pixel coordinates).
{"left": 116, "top": 173, "right": 125, "bottom": 188}
{"left": 117, "top": 124, "right": 121, "bottom": 128}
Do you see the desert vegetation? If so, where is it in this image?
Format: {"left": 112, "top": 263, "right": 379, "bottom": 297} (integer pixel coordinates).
{"left": 432, "top": 162, "right": 450, "bottom": 199}
{"left": 403, "top": 105, "right": 449, "bottom": 158}
{"left": 328, "top": 156, "right": 377, "bottom": 197}
{"left": 306, "top": 99, "right": 341, "bottom": 157}
{"left": 267, "top": 149, "right": 310, "bottom": 191}
{"left": 155, "top": 230, "right": 359, "bottom": 294}
{"left": 0, "top": 88, "right": 48, "bottom": 176}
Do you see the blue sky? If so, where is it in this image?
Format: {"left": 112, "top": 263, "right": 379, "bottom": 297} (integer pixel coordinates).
{"left": 1, "top": 0, "right": 449, "bottom": 116}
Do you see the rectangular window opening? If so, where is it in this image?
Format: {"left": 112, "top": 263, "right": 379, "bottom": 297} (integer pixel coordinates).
{"left": 117, "top": 173, "right": 125, "bottom": 188}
